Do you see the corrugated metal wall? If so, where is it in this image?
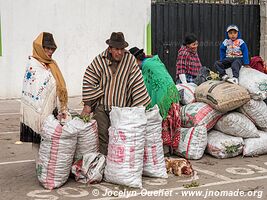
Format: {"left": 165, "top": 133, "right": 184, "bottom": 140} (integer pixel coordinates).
{"left": 151, "top": 2, "right": 260, "bottom": 80}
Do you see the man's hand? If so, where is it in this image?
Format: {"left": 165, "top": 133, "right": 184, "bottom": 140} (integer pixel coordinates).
{"left": 244, "top": 65, "right": 250, "bottom": 68}
{"left": 81, "top": 105, "right": 92, "bottom": 116}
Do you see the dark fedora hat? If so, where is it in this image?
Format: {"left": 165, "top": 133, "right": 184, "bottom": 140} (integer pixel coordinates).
{"left": 129, "top": 47, "right": 144, "bottom": 57}
{"left": 42, "top": 32, "right": 57, "bottom": 49}
{"left": 106, "top": 32, "right": 129, "bottom": 48}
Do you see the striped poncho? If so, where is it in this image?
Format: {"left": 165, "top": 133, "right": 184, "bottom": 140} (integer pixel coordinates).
{"left": 82, "top": 49, "right": 151, "bottom": 111}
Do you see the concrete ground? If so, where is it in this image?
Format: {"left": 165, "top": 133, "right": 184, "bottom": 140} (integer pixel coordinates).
{"left": 0, "top": 97, "right": 266, "bottom": 200}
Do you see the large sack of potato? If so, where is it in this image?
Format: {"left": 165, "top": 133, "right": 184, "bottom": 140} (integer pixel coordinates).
{"left": 174, "top": 125, "right": 207, "bottom": 160}
{"left": 73, "top": 118, "right": 99, "bottom": 160}
{"left": 143, "top": 105, "right": 167, "bottom": 178}
{"left": 37, "top": 115, "right": 78, "bottom": 190}
{"left": 214, "top": 112, "right": 259, "bottom": 138}
{"left": 239, "top": 99, "right": 267, "bottom": 129}
{"left": 206, "top": 130, "right": 244, "bottom": 159}
{"left": 195, "top": 80, "right": 250, "bottom": 113}
{"left": 243, "top": 130, "right": 267, "bottom": 156}
{"left": 104, "top": 107, "right": 146, "bottom": 188}
{"left": 239, "top": 67, "right": 267, "bottom": 100}
{"left": 180, "top": 102, "right": 222, "bottom": 130}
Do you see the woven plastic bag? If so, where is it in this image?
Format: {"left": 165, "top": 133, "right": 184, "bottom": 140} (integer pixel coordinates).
{"left": 214, "top": 112, "right": 259, "bottom": 138}
{"left": 195, "top": 80, "right": 250, "bottom": 113}
{"left": 207, "top": 130, "right": 244, "bottom": 159}
{"left": 180, "top": 102, "right": 222, "bottom": 130}
{"left": 243, "top": 130, "right": 267, "bottom": 156}
{"left": 37, "top": 115, "right": 78, "bottom": 190}
{"left": 71, "top": 152, "right": 105, "bottom": 184}
{"left": 239, "top": 67, "right": 267, "bottom": 100}
{"left": 104, "top": 107, "right": 146, "bottom": 188}
{"left": 239, "top": 99, "right": 267, "bottom": 129}
{"left": 174, "top": 125, "right": 207, "bottom": 160}
{"left": 73, "top": 118, "right": 99, "bottom": 160}
{"left": 176, "top": 83, "right": 196, "bottom": 105}
{"left": 143, "top": 105, "right": 167, "bottom": 178}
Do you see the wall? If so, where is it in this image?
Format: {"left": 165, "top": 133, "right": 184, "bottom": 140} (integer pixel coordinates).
{"left": 0, "top": 0, "right": 151, "bottom": 99}
{"left": 260, "top": 0, "right": 267, "bottom": 61}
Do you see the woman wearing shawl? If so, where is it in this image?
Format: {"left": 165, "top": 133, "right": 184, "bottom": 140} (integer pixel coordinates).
{"left": 175, "top": 34, "right": 202, "bottom": 84}
{"left": 20, "top": 32, "right": 68, "bottom": 143}
{"left": 129, "top": 47, "right": 181, "bottom": 153}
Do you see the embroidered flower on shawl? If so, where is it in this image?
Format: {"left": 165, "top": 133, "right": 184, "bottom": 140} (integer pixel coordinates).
{"left": 24, "top": 67, "right": 36, "bottom": 85}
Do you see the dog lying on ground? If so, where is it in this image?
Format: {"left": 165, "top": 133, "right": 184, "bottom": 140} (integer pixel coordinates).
{"left": 165, "top": 157, "right": 194, "bottom": 176}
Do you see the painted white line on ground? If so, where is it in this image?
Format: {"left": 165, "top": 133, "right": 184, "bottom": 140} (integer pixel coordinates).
{"left": 0, "top": 131, "right": 19, "bottom": 135}
{"left": 90, "top": 175, "right": 267, "bottom": 200}
{"left": 0, "top": 159, "right": 35, "bottom": 166}
{"left": 0, "top": 113, "right": 20, "bottom": 116}
{"left": 193, "top": 166, "right": 232, "bottom": 181}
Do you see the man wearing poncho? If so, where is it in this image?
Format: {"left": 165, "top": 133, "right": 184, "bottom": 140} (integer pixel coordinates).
{"left": 81, "top": 32, "right": 151, "bottom": 155}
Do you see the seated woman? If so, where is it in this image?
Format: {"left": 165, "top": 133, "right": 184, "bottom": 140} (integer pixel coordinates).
{"left": 175, "top": 33, "right": 202, "bottom": 84}
{"left": 129, "top": 47, "right": 181, "bottom": 152}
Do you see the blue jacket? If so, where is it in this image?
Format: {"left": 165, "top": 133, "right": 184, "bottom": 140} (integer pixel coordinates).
{"left": 219, "top": 25, "right": 249, "bottom": 65}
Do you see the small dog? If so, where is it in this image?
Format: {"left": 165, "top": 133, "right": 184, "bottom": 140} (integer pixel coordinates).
{"left": 165, "top": 157, "right": 194, "bottom": 176}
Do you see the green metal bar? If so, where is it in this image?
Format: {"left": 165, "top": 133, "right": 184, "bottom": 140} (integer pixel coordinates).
{"left": 0, "top": 15, "right": 2, "bottom": 56}
{"left": 146, "top": 21, "right": 152, "bottom": 55}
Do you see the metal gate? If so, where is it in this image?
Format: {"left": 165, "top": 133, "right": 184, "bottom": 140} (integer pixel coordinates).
{"left": 151, "top": 0, "right": 260, "bottom": 80}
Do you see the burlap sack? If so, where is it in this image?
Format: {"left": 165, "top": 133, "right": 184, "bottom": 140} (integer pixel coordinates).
{"left": 195, "top": 80, "right": 250, "bottom": 113}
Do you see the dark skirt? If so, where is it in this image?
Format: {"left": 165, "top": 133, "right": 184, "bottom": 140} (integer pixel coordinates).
{"left": 20, "top": 107, "right": 58, "bottom": 144}
{"left": 20, "top": 123, "right": 41, "bottom": 144}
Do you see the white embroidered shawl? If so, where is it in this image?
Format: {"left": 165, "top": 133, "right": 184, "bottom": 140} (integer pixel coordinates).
{"left": 20, "top": 57, "right": 57, "bottom": 133}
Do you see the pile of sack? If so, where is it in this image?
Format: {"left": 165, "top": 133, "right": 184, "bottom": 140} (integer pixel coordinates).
{"left": 37, "top": 105, "right": 171, "bottom": 189}
{"left": 175, "top": 67, "right": 267, "bottom": 160}
{"left": 36, "top": 115, "right": 103, "bottom": 190}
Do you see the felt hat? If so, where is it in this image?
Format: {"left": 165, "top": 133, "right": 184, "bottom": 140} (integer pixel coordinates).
{"left": 42, "top": 32, "right": 57, "bottom": 49}
{"left": 106, "top": 32, "right": 129, "bottom": 48}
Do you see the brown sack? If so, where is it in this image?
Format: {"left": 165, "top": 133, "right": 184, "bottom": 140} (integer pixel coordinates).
{"left": 195, "top": 80, "right": 250, "bottom": 113}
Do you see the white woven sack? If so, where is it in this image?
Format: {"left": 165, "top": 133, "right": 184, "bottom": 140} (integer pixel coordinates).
{"left": 175, "top": 125, "right": 207, "bottom": 160}
{"left": 243, "top": 130, "right": 267, "bottom": 156}
{"left": 180, "top": 102, "right": 222, "bottom": 130}
{"left": 176, "top": 83, "right": 196, "bottom": 105}
{"left": 143, "top": 105, "right": 167, "bottom": 178}
{"left": 73, "top": 118, "right": 99, "bottom": 160}
{"left": 207, "top": 130, "right": 244, "bottom": 159}
{"left": 37, "top": 115, "right": 78, "bottom": 190}
{"left": 239, "top": 67, "right": 267, "bottom": 100}
{"left": 214, "top": 112, "right": 259, "bottom": 138}
{"left": 104, "top": 107, "right": 146, "bottom": 188}
{"left": 71, "top": 152, "right": 105, "bottom": 184}
{"left": 239, "top": 99, "right": 267, "bottom": 129}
